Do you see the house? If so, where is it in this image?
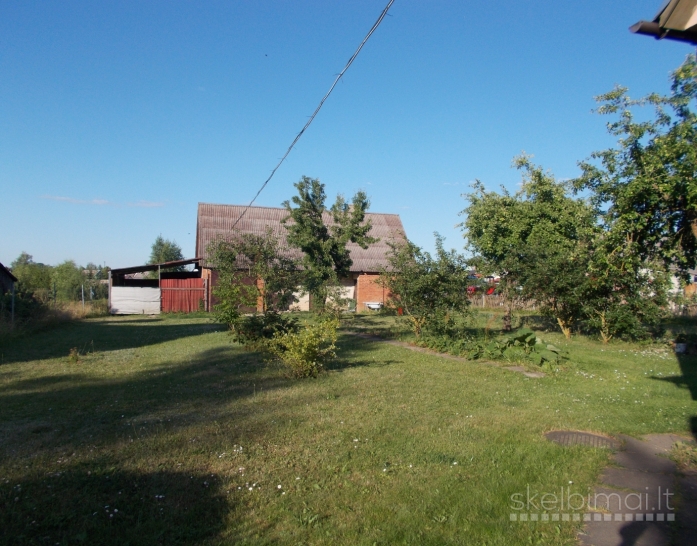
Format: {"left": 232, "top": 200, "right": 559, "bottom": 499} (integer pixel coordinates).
{"left": 108, "top": 258, "right": 207, "bottom": 314}
{"left": 195, "top": 203, "right": 407, "bottom": 312}
{"left": 0, "top": 262, "right": 17, "bottom": 296}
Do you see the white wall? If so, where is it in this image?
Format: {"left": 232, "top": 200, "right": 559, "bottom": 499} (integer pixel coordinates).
{"left": 110, "top": 286, "right": 161, "bottom": 315}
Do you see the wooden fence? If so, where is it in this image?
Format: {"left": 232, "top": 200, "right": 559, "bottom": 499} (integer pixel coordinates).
{"left": 468, "top": 294, "right": 538, "bottom": 310}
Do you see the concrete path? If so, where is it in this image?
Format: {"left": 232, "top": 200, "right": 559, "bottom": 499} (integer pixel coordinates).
{"left": 343, "top": 331, "right": 545, "bottom": 378}
{"left": 579, "top": 434, "right": 697, "bottom": 546}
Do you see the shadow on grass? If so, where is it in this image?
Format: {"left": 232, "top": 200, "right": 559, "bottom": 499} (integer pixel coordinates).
{"left": 0, "top": 316, "right": 403, "bottom": 543}
{"left": 0, "top": 317, "right": 225, "bottom": 365}
{"left": 327, "top": 333, "right": 404, "bottom": 371}
{"left": 0, "top": 346, "right": 302, "bottom": 543}
{"left": 0, "top": 464, "right": 231, "bottom": 546}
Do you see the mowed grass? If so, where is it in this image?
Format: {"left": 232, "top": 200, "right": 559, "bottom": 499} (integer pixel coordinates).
{"left": 0, "top": 313, "right": 695, "bottom": 545}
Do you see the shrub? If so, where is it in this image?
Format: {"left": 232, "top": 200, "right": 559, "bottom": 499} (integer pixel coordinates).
{"left": 466, "top": 327, "right": 567, "bottom": 366}
{"left": 232, "top": 312, "right": 299, "bottom": 349}
{"left": 417, "top": 327, "right": 567, "bottom": 369}
{"left": 269, "top": 318, "right": 338, "bottom": 378}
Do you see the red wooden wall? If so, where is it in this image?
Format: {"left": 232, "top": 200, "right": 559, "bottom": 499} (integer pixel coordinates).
{"left": 160, "top": 278, "right": 207, "bottom": 313}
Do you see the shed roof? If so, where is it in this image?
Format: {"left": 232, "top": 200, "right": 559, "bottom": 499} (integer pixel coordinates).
{"left": 0, "top": 262, "right": 18, "bottom": 283}
{"left": 196, "top": 203, "right": 407, "bottom": 273}
{"left": 111, "top": 258, "right": 202, "bottom": 276}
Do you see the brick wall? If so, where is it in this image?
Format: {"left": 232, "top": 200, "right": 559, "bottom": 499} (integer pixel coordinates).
{"left": 356, "top": 273, "right": 388, "bottom": 311}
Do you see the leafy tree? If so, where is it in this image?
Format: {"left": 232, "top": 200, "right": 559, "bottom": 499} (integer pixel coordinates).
{"left": 461, "top": 156, "right": 597, "bottom": 338}
{"left": 379, "top": 234, "right": 470, "bottom": 338}
{"left": 282, "top": 176, "right": 377, "bottom": 313}
{"left": 148, "top": 236, "right": 184, "bottom": 268}
{"left": 10, "top": 252, "right": 52, "bottom": 299}
{"left": 207, "top": 228, "right": 301, "bottom": 318}
{"left": 575, "top": 54, "right": 697, "bottom": 279}
{"left": 51, "top": 260, "right": 84, "bottom": 301}
{"left": 581, "top": 232, "right": 668, "bottom": 343}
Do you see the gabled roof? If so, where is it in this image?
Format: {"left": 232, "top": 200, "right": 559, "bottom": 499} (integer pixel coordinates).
{"left": 196, "top": 203, "right": 407, "bottom": 273}
{"left": 0, "top": 262, "right": 18, "bottom": 283}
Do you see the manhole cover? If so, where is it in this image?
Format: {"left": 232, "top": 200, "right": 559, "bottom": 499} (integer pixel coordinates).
{"left": 545, "top": 431, "right": 620, "bottom": 449}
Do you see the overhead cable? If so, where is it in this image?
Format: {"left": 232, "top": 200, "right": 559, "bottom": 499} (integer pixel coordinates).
{"left": 230, "top": 0, "right": 395, "bottom": 229}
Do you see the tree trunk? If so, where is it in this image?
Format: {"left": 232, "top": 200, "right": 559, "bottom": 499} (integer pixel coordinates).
{"left": 556, "top": 317, "right": 572, "bottom": 340}
{"left": 503, "top": 305, "right": 512, "bottom": 332}
{"left": 599, "top": 311, "right": 612, "bottom": 344}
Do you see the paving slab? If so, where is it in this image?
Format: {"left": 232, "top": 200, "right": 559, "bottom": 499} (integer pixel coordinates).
{"left": 579, "top": 519, "right": 671, "bottom": 546}
{"left": 578, "top": 434, "right": 693, "bottom": 546}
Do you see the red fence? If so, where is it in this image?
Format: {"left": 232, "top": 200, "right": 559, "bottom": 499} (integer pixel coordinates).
{"left": 160, "top": 278, "right": 207, "bottom": 313}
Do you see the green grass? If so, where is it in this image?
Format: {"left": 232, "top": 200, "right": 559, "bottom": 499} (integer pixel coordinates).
{"left": 0, "top": 313, "right": 696, "bottom": 545}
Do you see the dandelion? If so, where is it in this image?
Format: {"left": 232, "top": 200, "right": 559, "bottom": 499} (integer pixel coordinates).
{"left": 277, "top": 485, "right": 282, "bottom": 489}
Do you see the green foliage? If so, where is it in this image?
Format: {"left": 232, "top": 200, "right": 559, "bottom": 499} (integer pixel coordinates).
{"left": 10, "top": 252, "right": 52, "bottom": 298}
{"left": 268, "top": 318, "right": 338, "bottom": 378}
{"left": 282, "top": 176, "right": 377, "bottom": 313}
{"left": 208, "top": 229, "right": 302, "bottom": 329}
{"left": 379, "top": 234, "right": 470, "bottom": 338}
{"left": 461, "top": 156, "right": 597, "bottom": 338}
{"left": 0, "top": 289, "right": 47, "bottom": 328}
{"left": 575, "top": 54, "right": 697, "bottom": 279}
{"left": 231, "top": 311, "right": 299, "bottom": 349}
{"left": 470, "top": 327, "right": 567, "bottom": 367}
{"left": 148, "top": 236, "right": 184, "bottom": 270}
{"left": 582, "top": 236, "right": 668, "bottom": 342}
{"left": 51, "top": 260, "right": 84, "bottom": 301}
{"left": 418, "top": 327, "right": 567, "bottom": 368}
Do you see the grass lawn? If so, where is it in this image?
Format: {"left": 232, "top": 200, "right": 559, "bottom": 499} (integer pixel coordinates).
{"left": 0, "top": 312, "right": 696, "bottom": 545}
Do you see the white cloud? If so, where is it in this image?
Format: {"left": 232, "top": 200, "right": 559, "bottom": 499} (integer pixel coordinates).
{"left": 127, "top": 201, "right": 165, "bottom": 208}
{"left": 40, "top": 195, "right": 164, "bottom": 208}
{"left": 41, "top": 195, "right": 111, "bottom": 205}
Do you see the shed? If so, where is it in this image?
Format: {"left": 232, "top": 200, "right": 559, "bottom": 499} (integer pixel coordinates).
{"left": 109, "top": 258, "right": 208, "bottom": 314}
{"left": 0, "top": 262, "right": 17, "bottom": 296}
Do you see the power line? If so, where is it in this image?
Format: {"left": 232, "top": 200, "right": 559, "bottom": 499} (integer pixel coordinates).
{"left": 230, "top": 0, "right": 396, "bottom": 230}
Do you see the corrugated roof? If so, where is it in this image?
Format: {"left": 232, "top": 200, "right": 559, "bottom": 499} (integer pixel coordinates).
{"left": 196, "top": 203, "right": 407, "bottom": 272}
{"left": 111, "top": 258, "right": 202, "bottom": 276}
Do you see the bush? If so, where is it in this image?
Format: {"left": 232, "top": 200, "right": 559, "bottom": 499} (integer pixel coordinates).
{"left": 268, "top": 318, "right": 338, "bottom": 378}
{"left": 0, "top": 290, "right": 47, "bottom": 328}
{"left": 417, "top": 327, "right": 567, "bottom": 369}
{"left": 232, "top": 312, "right": 299, "bottom": 349}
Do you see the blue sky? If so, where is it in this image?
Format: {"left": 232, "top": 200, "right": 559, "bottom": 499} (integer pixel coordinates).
{"left": 1, "top": 1, "right": 693, "bottom": 268}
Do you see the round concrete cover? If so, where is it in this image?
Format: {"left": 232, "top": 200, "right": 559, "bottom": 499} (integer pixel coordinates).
{"left": 545, "top": 430, "right": 620, "bottom": 449}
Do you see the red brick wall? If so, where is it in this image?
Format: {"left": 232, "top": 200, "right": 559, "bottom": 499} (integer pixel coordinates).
{"left": 356, "top": 273, "right": 389, "bottom": 311}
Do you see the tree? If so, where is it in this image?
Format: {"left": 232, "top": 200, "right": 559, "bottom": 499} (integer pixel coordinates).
{"left": 379, "top": 234, "right": 470, "bottom": 338}
{"left": 461, "top": 156, "right": 597, "bottom": 338}
{"left": 575, "top": 54, "right": 697, "bottom": 279}
{"left": 581, "top": 234, "right": 668, "bottom": 343}
{"left": 148, "top": 236, "right": 184, "bottom": 268}
{"left": 207, "top": 228, "right": 301, "bottom": 317}
{"left": 10, "top": 252, "right": 52, "bottom": 299}
{"left": 51, "top": 260, "right": 83, "bottom": 301}
{"left": 282, "top": 176, "right": 377, "bottom": 313}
